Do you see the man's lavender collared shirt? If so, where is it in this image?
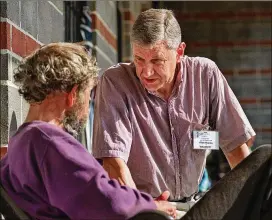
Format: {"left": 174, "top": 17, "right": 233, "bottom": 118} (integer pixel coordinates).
{"left": 92, "top": 56, "right": 256, "bottom": 200}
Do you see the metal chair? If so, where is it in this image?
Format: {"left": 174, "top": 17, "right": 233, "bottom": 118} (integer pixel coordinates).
{"left": 0, "top": 185, "right": 30, "bottom": 220}
{"left": 129, "top": 210, "right": 172, "bottom": 220}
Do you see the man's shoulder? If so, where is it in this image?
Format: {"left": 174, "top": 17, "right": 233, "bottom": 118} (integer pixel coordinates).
{"left": 101, "top": 62, "right": 136, "bottom": 81}
{"left": 17, "top": 121, "right": 78, "bottom": 146}
{"left": 26, "top": 121, "right": 67, "bottom": 136}
{"left": 7, "top": 122, "right": 77, "bottom": 163}
{"left": 185, "top": 56, "right": 217, "bottom": 70}
{"left": 97, "top": 63, "right": 140, "bottom": 94}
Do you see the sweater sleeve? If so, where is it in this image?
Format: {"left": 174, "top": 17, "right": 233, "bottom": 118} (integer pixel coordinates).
{"left": 40, "top": 135, "right": 156, "bottom": 220}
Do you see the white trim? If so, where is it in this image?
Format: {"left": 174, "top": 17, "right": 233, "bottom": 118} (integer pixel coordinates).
{"left": 0, "top": 17, "right": 43, "bottom": 46}
{"left": 85, "top": 118, "right": 91, "bottom": 152}
{"left": 36, "top": 1, "right": 39, "bottom": 40}
{"left": 19, "top": 1, "right": 21, "bottom": 28}
{"left": 92, "top": 30, "right": 117, "bottom": 55}
{"left": 90, "top": 11, "right": 117, "bottom": 39}
{"left": 48, "top": 1, "right": 63, "bottom": 16}
{"left": 109, "top": 1, "right": 116, "bottom": 9}
{"left": 0, "top": 80, "right": 19, "bottom": 89}
{"left": 0, "top": 49, "right": 22, "bottom": 61}
{"left": 21, "top": 93, "right": 23, "bottom": 124}
{"left": 9, "top": 19, "right": 12, "bottom": 50}
{"left": 94, "top": 45, "right": 115, "bottom": 65}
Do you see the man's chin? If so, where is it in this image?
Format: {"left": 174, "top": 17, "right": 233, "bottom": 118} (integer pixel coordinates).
{"left": 145, "top": 85, "right": 161, "bottom": 93}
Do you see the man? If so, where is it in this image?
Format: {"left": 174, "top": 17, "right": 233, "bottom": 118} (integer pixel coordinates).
{"left": 92, "top": 9, "right": 256, "bottom": 201}
{"left": 0, "top": 43, "right": 176, "bottom": 219}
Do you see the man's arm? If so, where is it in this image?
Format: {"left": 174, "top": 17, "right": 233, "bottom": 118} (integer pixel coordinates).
{"left": 41, "top": 136, "right": 158, "bottom": 219}
{"left": 41, "top": 137, "right": 176, "bottom": 218}
{"left": 208, "top": 62, "right": 256, "bottom": 168}
{"left": 103, "top": 157, "right": 137, "bottom": 188}
{"left": 225, "top": 143, "right": 251, "bottom": 169}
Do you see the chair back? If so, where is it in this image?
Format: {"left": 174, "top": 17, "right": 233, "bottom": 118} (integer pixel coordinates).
{"left": 129, "top": 210, "right": 172, "bottom": 220}
{"left": 0, "top": 185, "right": 30, "bottom": 220}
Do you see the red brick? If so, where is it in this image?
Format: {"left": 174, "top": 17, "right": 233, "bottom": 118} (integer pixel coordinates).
{"left": 191, "top": 40, "right": 272, "bottom": 48}
{"left": 240, "top": 98, "right": 272, "bottom": 105}
{"left": 90, "top": 13, "right": 117, "bottom": 51}
{"left": 175, "top": 11, "right": 272, "bottom": 21}
{"left": 11, "top": 25, "right": 41, "bottom": 57}
{"left": 239, "top": 98, "right": 258, "bottom": 104}
{"left": 12, "top": 26, "right": 26, "bottom": 57}
{"left": 237, "top": 69, "right": 272, "bottom": 75}
{"left": 124, "top": 10, "right": 135, "bottom": 23}
{"left": 223, "top": 69, "right": 272, "bottom": 76}
{"left": 260, "top": 98, "right": 272, "bottom": 103}
{"left": 90, "top": 14, "right": 96, "bottom": 29}
{"left": 26, "top": 35, "right": 40, "bottom": 56}
{"left": 255, "top": 128, "right": 272, "bottom": 133}
{"left": 260, "top": 69, "right": 272, "bottom": 75}
{"left": 238, "top": 69, "right": 257, "bottom": 75}
{"left": 0, "top": 22, "right": 11, "bottom": 50}
{"left": 223, "top": 70, "right": 234, "bottom": 76}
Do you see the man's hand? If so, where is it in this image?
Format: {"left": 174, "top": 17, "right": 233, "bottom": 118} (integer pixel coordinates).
{"left": 102, "top": 157, "right": 137, "bottom": 188}
{"left": 154, "top": 191, "right": 176, "bottom": 219}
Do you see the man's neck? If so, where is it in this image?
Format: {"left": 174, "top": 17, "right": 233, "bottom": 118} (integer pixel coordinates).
{"left": 157, "top": 84, "right": 173, "bottom": 100}
{"left": 24, "top": 100, "right": 65, "bottom": 128}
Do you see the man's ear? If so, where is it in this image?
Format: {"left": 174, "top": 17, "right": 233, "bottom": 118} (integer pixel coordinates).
{"left": 176, "top": 42, "right": 186, "bottom": 62}
{"left": 67, "top": 85, "right": 78, "bottom": 107}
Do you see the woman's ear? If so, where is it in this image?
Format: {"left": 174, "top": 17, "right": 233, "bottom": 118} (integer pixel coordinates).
{"left": 67, "top": 85, "right": 78, "bottom": 107}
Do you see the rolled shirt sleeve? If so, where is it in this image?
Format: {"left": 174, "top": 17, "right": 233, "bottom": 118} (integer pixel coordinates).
{"left": 208, "top": 62, "right": 256, "bottom": 153}
{"left": 92, "top": 69, "right": 132, "bottom": 163}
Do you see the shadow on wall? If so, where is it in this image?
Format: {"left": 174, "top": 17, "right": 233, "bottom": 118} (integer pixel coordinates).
{"left": 9, "top": 111, "right": 18, "bottom": 139}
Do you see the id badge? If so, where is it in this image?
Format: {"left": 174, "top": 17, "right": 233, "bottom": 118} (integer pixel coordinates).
{"left": 193, "top": 130, "right": 219, "bottom": 150}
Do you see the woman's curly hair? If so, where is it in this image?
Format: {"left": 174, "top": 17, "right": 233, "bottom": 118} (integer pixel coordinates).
{"left": 14, "top": 42, "right": 99, "bottom": 103}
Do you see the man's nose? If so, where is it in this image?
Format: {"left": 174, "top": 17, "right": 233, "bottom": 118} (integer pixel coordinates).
{"left": 142, "top": 63, "right": 154, "bottom": 77}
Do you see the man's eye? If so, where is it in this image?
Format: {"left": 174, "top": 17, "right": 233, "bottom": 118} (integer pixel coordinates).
{"left": 136, "top": 57, "right": 143, "bottom": 61}
{"left": 135, "top": 58, "right": 144, "bottom": 64}
{"left": 152, "top": 59, "right": 165, "bottom": 65}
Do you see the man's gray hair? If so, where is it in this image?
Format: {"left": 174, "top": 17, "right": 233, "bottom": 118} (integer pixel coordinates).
{"left": 131, "top": 9, "right": 181, "bottom": 49}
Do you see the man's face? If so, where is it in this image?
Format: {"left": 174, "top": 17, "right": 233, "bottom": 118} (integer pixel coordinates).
{"left": 63, "top": 80, "right": 94, "bottom": 138}
{"left": 132, "top": 41, "right": 181, "bottom": 95}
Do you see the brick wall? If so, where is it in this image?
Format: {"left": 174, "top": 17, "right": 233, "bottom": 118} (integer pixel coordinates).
{"left": 85, "top": 1, "right": 118, "bottom": 73}
{"left": 162, "top": 1, "right": 272, "bottom": 147}
{"left": 85, "top": 2, "right": 152, "bottom": 70}
{"left": 0, "top": 1, "right": 64, "bottom": 145}
{"left": 118, "top": 2, "right": 152, "bottom": 63}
